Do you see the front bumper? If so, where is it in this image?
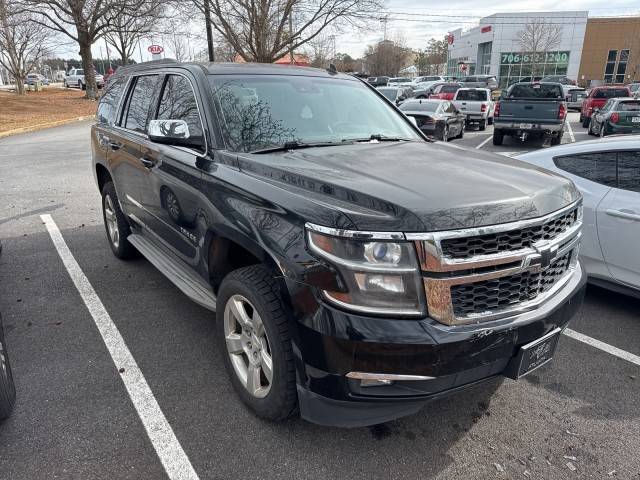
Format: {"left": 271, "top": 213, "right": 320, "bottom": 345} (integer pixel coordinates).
{"left": 294, "top": 263, "right": 586, "bottom": 427}
{"left": 494, "top": 120, "right": 564, "bottom": 133}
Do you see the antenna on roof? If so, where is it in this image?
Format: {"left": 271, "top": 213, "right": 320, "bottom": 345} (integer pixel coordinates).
{"left": 327, "top": 64, "right": 338, "bottom": 75}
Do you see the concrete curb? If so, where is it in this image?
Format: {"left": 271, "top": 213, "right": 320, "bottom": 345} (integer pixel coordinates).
{"left": 0, "top": 115, "right": 95, "bottom": 139}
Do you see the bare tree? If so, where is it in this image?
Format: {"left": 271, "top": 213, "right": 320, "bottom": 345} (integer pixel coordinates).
{"left": 166, "top": 33, "right": 188, "bottom": 62}
{"left": 188, "top": 0, "right": 382, "bottom": 64}
{"left": 364, "top": 38, "right": 412, "bottom": 76}
{"left": 305, "top": 35, "right": 333, "bottom": 68}
{"left": 105, "top": 0, "right": 164, "bottom": 66}
{"left": 0, "top": 0, "right": 53, "bottom": 94}
{"left": 516, "top": 19, "right": 562, "bottom": 76}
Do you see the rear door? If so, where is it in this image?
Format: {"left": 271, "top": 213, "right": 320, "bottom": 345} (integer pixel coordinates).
{"left": 597, "top": 150, "right": 640, "bottom": 289}
{"left": 110, "top": 74, "right": 161, "bottom": 219}
{"left": 137, "top": 72, "right": 208, "bottom": 264}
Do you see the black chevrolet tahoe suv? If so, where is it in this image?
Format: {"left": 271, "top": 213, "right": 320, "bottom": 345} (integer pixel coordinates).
{"left": 92, "top": 61, "right": 586, "bottom": 427}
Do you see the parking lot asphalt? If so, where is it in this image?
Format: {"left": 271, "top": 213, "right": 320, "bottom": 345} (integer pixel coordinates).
{"left": 0, "top": 121, "right": 639, "bottom": 480}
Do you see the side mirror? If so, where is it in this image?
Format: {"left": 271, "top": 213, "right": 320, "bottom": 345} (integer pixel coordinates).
{"left": 148, "top": 119, "right": 202, "bottom": 148}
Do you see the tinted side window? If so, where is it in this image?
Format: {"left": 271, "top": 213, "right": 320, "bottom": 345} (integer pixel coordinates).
{"left": 554, "top": 153, "right": 617, "bottom": 187}
{"left": 96, "top": 77, "right": 126, "bottom": 126}
{"left": 617, "top": 151, "right": 640, "bottom": 193}
{"left": 124, "top": 75, "right": 159, "bottom": 133}
{"left": 156, "top": 75, "right": 204, "bottom": 144}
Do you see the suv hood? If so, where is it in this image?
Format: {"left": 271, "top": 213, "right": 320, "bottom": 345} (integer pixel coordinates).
{"left": 237, "top": 141, "right": 580, "bottom": 232}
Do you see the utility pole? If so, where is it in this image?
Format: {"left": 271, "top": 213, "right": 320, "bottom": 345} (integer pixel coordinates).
{"left": 204, "top": 0, "right": 215, "bottom": 62}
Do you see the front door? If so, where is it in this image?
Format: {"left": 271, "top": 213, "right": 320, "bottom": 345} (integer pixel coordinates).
{"left": 137, "top": 73, "right": 207, "bottom": 265}
{"left": 111, "top": 74, "right": 161, "bottom": 219}
{"left": 596, "top": 150, "right": 640, "bottom": 289}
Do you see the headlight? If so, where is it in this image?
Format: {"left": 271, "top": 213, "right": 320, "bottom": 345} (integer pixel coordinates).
{"left": 306, "top": 225, "right": 425, "bottom": 316}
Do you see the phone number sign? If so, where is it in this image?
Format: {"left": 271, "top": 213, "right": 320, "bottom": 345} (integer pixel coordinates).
{"left": 500, "top": 51, "right": 570, "bottom": 65}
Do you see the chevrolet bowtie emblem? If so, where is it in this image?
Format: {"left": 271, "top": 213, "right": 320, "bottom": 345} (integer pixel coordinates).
{"left": 535, "top": 243, "right": 559, "bottom": 268}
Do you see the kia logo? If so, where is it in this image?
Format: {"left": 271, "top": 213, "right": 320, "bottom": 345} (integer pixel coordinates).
{"left": 148, "top": 45, "right": 164, "bottom": 54}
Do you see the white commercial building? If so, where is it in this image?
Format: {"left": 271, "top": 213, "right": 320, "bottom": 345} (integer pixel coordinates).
{"left": 447, "top": 11, "right": 588, "bottom": 88}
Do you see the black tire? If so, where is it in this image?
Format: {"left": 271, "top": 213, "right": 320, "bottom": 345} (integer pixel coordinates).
{"left": 551, "top": 132, "right": 563, "bottom": 146}
{"left": 0, "top": 314, "right": 16, "bottom": 421}
{"left": 579, "top": 114, "right": 584, "bottom": 124}
{"left": 79, "top": 80, "right": 85, "bottom": 90}
{"left": 440, "top": 124, "right": 449, "bottom": 142}
{"left": 493, "top": 130, "right": 504, "bottom": 145}
{"left": 587, "top": 121, "right": 595, "bottom": 136}
{"left": 479, "top": 119, "right": 486, "bottom": 131}
{"left": 216, "top": 265, "right": 297, "bottom": 421}
{"left": 455, "top": 125, "right": 464, "bottom": 139}
{"left": 488, "top": 116, "right": 493, "bottom": 125}
{"left": 582, "top": 116, "right": 590, "bottom": 128}
{"left": 101, "top": 182, "right": 138, "bottom": 259}
{"left": 600, "top": 123, "right": 607, "bottom": 138}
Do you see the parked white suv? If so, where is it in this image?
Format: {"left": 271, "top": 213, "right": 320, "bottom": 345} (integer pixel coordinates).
{"left": 64, "top": 68, "right": 104, "bottom": 90}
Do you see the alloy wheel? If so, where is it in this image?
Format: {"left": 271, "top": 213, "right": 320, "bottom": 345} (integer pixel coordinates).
{"left": 104, "top": 195, "right": 120, "bottom": 248}
{"left": 224, "top": 294, "right": 273, "bottom": 398}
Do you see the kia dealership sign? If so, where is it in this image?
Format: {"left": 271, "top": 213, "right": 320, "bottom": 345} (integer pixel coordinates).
{"left": 148, "top": 45, "right": 164, "bottom": 55}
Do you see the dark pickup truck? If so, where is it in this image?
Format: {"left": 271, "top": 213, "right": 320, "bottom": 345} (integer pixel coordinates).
{"left": 493, "top": 82, "right": 567, "bottom": 146}
{"left": 92, "top": 61, "right": 586, "bottom": 427}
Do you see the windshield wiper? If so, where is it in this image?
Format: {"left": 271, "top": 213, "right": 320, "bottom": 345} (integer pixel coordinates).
{"left": 349, "top": 134, "right": 413, "bottom": 143}
{"left": 251, "top": 140, "right": 347, "bottom": 154}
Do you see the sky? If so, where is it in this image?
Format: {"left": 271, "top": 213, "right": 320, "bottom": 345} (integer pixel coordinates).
{"left": 51, "top": 0, "right": 640, "bottom": 64}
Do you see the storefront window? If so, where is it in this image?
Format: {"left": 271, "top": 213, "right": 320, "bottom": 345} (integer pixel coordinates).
{"left": 605, "top": 50, "right": 618, "bottom": 83}
{"left": 498, "top": 51, "right": 570, "bottom": 88}
{"left": 615, "top": 50, "right": 629, "bottom": 84}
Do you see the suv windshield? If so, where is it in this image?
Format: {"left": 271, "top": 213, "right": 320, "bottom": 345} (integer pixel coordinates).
{"left": 210, "top": 75, "right": 420, "bottom": 152}
{"left": 509, "top": 84, "right": 563, "bottom": 99}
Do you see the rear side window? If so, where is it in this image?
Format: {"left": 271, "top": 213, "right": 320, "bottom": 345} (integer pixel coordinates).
{"left": 456, "top": 90, "right": 487, "bottom": 101}
{"left": 617, "top": 151, "right": 640, "bottom": 193}
{"left": 509, "top": 84, "right": 563, "bottom": 99}
{"left": 441, "top": 85, "right": 460, "bottom": 93}
{"left": 156, "top": 74, "right": 204, "bottom": 146}
{"left": 96, "top": 77, "right": 126, "bottom": 126}
{"left": 123, "top": 75, "right": 159, "bottom": 133}
{"left": 553, "top": 153, "right": 617, "bottom": 187}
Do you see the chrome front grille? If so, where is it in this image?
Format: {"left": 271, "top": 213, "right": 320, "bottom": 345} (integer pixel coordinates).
{"left": 450, "top": 251, "right": 572, "bottom": 318}
{"left": 406, "top": 202, "right": 582, "bottom": 325}
{"left": 440, "top": 208, "right": 578, "bottom": 259}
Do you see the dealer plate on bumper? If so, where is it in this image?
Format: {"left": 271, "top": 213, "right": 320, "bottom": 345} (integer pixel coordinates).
{"left": 505, "top": 328, "right": 562, "bottom": 379}
{"left": 519, "top": 123, "right": 533, "bottom": 129}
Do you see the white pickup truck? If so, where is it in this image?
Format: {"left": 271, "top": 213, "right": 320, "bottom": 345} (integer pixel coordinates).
{"left": 452, "top": 88, "right": 494, "bottom": 130}
{"left": 64, "top": 68, "right": 104, "bottom": 90}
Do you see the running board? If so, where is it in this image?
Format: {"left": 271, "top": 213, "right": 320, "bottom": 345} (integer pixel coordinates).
{"left": 127, "top": 234, "right": 217, "bottom": 311}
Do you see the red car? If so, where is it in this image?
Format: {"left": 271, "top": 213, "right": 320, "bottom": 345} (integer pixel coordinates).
{"left": 429, "top": 83, "right": 462, "bottom": 100}
{"left": 580, "top": 85, "right": 631, "bottom": 127}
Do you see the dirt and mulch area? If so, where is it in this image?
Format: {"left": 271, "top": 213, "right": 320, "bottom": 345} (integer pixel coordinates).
{"left": 0, "top": 87, "right": 98, "bottom": 134}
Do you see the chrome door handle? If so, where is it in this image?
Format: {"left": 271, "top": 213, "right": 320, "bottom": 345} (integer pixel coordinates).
{"left": 606, "top": 209, "right": 640, "bottom": 221}
{"left": 139, "top": 157, "right": 154, "bottom": 168}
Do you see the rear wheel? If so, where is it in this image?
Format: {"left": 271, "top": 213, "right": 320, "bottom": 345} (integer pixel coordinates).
{"left": 488, "top": 116, "right": 493, "bottom": 125}
{"left": 101, "top": 182, "right": 138, "bottom": 259}
{"left": 600, "top": 123, "right": 607, "bottom": 137}
{"left": 0, "top": 314, "right": 16, "bottom": 421}
{"left": 479, "top": 119, "right": 486, "bottom": 131}
{"left": 551, "top": 131, "right": 563, "bottom": 146}
{"left": 492, "top": 130, "right": 504, "bottom": 145}
{"left": 217, "top": 265, "right": 297, "bottom": 421}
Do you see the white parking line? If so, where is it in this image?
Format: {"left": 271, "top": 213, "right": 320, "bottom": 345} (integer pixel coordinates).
{"left": 476, "top": 135, "right": 493, "bottom": 149}
{"left": 564, "top": 328, "right": 640, "bottom": 367}
{"left": 565, "top": 119, "right": 576, "bottom": 143}
{"left": 41, "top": 214, "right": 200, "bottom": 480}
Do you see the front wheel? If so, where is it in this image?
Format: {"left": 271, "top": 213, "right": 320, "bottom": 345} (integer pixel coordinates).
{"left": 217, "top": 265, "right": 297, "bottom": 421}
{"left": 582, "top": 116, "right": 590, "bottom": 128}
{"left": 600, "top": 123, "right": 607, "bottom": 137}
{"left": 0, "top": 314, "right": 16, "bottom": 421}
{"left": 440, "top": 124, "right": 449, "bottom": 142}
